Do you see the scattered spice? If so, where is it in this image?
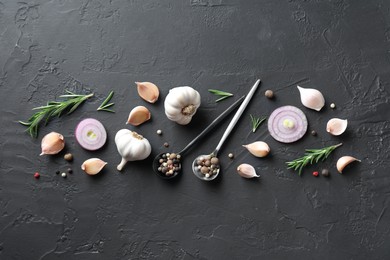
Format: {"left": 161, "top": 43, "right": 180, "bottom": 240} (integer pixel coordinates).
{"left": 61, "top": 172, "right": 67, "bottom": 178}
{"left": 286, "top": 143, "right": 343, "bottom": 175}
{"left": 228, "top": 153, "right": 234, "bottom": 159}
{"left": 208, "top": 89, "right": 234, "bottom": 102}
{"left": 164, "top": 142, "right": 169, "bottom": 147}
{"left": 64, "top": 153, "right": 73, "bottom": 162}
{"left": 249, "top": 115, "right": 267, "bottom": 133}
{"left": 156, "top": 129, "right": 162, "bottom": 135}
{"left": 97, "top": 91, "right": 115, "bottom": 112}
{"left": 67, "top": 168, "right": 73, "bottom": 174}
{"left": 311, "top": 130, "right": 317, "bottom": 136}
{"left": 34, "top": 172, "right": 40, "bottom": 179}
{"left": 312, "top": 171, "right": 319, "bottom": 177}
{"left": 321, "top": 168, "right": 330, "bottom": 177}
{"left": 55, "top": 170, "right": 60, "bottom": 175}
{"left": 19, "top": 91, "right": 93, "bottom": 138}
{"left": 330, "top": 103, "right": 336, "bottom": 109}
{"left": 265, "top": 90, "right": 274, "bottom": 99}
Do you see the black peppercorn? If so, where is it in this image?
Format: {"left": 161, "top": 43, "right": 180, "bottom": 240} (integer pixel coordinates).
{"left": 321, "top": 169, "right": 330, "bottom": 177}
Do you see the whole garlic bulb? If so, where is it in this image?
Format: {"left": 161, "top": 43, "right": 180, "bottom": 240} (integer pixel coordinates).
{"left": 115, "top": 129, "right": 152, "bottom": 171}
{"left": 297, "top": 86, "right": 325, "bottom": 111}
{"left": 243, "top": 141, "right": 270, "bottom": 157}
{"left": 40, "top": 132, "right": 65, "bottom": 155}
{"left": 164, "top": 86, "right": 201, "bottom": 125}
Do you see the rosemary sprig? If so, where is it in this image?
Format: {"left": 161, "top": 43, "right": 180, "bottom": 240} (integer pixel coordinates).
{"left": 19, "top": 91, "right": 94, "bottom": 138}
{"left": 97, "top": 91, "right": 115, "bottom": 112}
{"left": 208, "top": 89, "right": 233, "bottom": 102}
{"left": 286, "top": 143, "right": 343, "bottom": 175}
{"left": 250, "top": 115, "right": 267, "bottom": 132}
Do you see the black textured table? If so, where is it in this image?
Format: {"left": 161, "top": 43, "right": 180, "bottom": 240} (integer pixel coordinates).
{"left": 1, "top": 1, "right": 389, "bottom": 259}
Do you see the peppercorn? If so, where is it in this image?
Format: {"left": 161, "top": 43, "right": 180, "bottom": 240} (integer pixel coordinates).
{"left": 61, "top": 172, "right": 67, "bottom": 178}
{"left": 330, "top": 103, "right": 336, "bottom": 109}
{"left": 164, "top": 142, "right": 169, "bottom": 147}
{"left": 228, "top": 153, "right": 234, "bottom": 159}
{"left": 56, "top": 170, "right": 60, "bottom": 175}
{"left": 312, "top": 171, "right": 319, "bottom": 177}
{"left": 311, "top": 130, "right": 317, "bottom": 136}
{"left": 265, "top": 90, "right": 274, "bottom": 99}
{"left": 34, "top": 172, "right": 40, "bottom": 179}
{"left": 64, "top": 153, "right": 73, "bottom": 162}
{"left": 67, "top": 168, "right": 73, "bottom": 174}
{"left": 321, "top": 169, "right": 330, "bottom": 177}
{"left": 157, "top": 129, "right": 162, "bottom": 135}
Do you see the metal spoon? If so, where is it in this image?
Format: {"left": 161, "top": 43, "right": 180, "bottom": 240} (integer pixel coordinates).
{"left": 192, "top": 79, "right": 261, "bottom": 181}
{"left": 153, "top": 96, "right": 245, "bottom": 179}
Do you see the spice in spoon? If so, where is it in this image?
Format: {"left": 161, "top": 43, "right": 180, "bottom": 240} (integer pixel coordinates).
{"left": 156, "top": 153, "right": 181, "bottom": 177}
{"left": 194, "top": 155, "right": 220, "bottom": 178}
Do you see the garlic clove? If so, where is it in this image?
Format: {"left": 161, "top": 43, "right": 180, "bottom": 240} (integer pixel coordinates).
{"left": 326, "top": 118, "right": 348, "bottom": 136}
{"left": 136, "top": 82, "right": 159, "bottom": 103}
{"left": 297, "top": 86, "right": 325, "bottom": 111}
{"left": 242, "top": 141, "right": 270, "bottom": 157}
{"left": 81, "top": 158, "right": 107, "bottom": 175}
{"left": 336, "top": 156, "right": 361, "bottom": 173}
{"left": 126, "top": 106, "right": 151, "bottom": 126}
{"left": 40, "top": 132, "right": 65, "bottom": 155}
{"left": 237, "top": 163, "right": 260, "bottom": 178}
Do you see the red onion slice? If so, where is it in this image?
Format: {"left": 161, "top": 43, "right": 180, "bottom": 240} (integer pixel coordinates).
{"left": 75, "top": 118, "right": 107, "bottom": 150}
{"left": 268, "top": 106, "right": 307, "bottom": 143}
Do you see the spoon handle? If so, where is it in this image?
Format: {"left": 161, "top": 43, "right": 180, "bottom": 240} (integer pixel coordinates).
{"left": 213, "top": 79, "right": 261, "bottom": 155}
{"left": 179, "top": 95, "right": 245, "bottom": 155}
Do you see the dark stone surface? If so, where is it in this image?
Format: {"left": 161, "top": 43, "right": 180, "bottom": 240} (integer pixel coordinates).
{"left": 0, "top": 0, "right": 389, "bottom": 259}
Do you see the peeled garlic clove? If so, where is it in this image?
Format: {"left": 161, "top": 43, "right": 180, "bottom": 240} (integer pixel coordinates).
{"left": 297, "top": 86, "right": 325, "bottom": 111}
{"left": 237, "top": 163, "right": 260, "bottom": 178}
{"left": 136, "top": 82, "right": 159, "bottom": 103}
{"left": 40, "top": 132, "right": 65, "bottom": 155}
{"left": 337, "top": 156, "right": 361, "bottom": 173}
{"left": 81, "top": 158, "right": 107, "bottom": 175}
{"left": 326, "top": 118, "right": 348, "bottom": 136}
{"left": 126, "top": 106, "right": 151, "bottom": 126}
{"left": 242, "top": 141, "right": 270, "bottom": 157}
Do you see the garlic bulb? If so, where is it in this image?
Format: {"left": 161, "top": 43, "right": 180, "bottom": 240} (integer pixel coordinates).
{"left": 243, "top": 141, "right": 270, "bottom": 157}
{"left": 297, "top": 86, "right": 325, "bottom": 111}
{"left": 326, "top": 118, "right": 347, "bottom": 136}
{"left": 115, "top": 129, "right": 152, "bottom": 171}
{"left": 81, "top": 158, "right": 107, "bottom": 175}
{"left": 164, "top": 86, "right": 201, "bottom": 125}
{"left": 337, "top": 156, "right": 361, "bottom": 173}
{"left": 126, "top": 106, "right": 151, "bottom": 126}
{"left": 40, "top": 132, "right": 65, "bottom": 155}
{"left": 136, "top": 82, "right": 159, "bottom": 103}
{"left": 237, "top": 163, "right": 259, "bottom": 178}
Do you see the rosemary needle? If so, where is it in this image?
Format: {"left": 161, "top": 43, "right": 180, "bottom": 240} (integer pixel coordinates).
{"left": 208, "top": 89, "right": 233, "bottom": 102}
{"left": 286, "top": 143, "right": 343, "bottom": 175}
{"left": 250, "top": 115, "right": 267, "bottom": 133}
{"left": 97, "top": 91, "right": 115, "bottom": 113}
{"left": 19, "top": 91, "right": 93, "bottom": 138}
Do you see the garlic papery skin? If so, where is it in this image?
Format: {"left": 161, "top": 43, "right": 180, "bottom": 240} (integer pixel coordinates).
{"left": 164, "top": 86, "right": 201, "bottom": 125}
{"left": 237, "top": 163, "right": 260, "bottom": 178}
{"left": 126, "top": 106, "right": 151, "bottom": 126}
{"left": 136, "top": 82, "right": 159, "bottom": 103}
{"left": 326, "top": 118, "right": 348, "bottom": 136}
{"left": 81, "top": 158, "right": 107, "bottom": 175}
{"left": 297, "top": 86, "right": 325, "bottom": 111}
{"left": 243, "top": 141, "right": 270, "bottom": 157}
{"left": 337, "top": 156, "right": 361, "bottom": 173}
{"left": 115, "top": 129, "right": 152, "bottom": 171}
{"left": 40, "top": 132, "right": 65, "bottom": 155}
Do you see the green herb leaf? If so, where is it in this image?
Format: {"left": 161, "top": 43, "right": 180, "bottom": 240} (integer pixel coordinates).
{"left": 286, "top": 143, "right": 343, "bottom": 175}
{"left": 250, "top": 115, "right": 267, "bottom": 133}
{"left": 19, "top": 91, "right": 94, "bottom": 138}
{"left": 208, "top": 89, "right": 233, "bottom": 102}
{"left": 97, "top": 91, "right": 115, "bottom": 113}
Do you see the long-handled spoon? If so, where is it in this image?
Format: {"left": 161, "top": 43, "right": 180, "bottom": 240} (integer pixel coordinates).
{"left": 153, "top": 96, "right": 245, "bottom": 179}
{"left": 192, "top": 79, "right": 261, "bottom": 181}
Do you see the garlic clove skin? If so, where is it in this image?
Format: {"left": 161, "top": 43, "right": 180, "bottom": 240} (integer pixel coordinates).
{"left": 337, "top": 156, "right": 361, "bottom": 173}
{"left": 136, "top": 82, "right": 159, "bottom": 103}
{"left": 297, "top": 86, "right": 325, "bottom": 111}
{"left": 40, "top": 132, "right": 65, "bottom": 155}
{"left": 326, "top": 118, "right": 348, "bottom": 136}
{"left": 237, "top": 163, "right": 260, "bottom": 178}
{"left": 81, "top": 158, "right": 107, "bottom": 175}
{"left": 126, "top": 106, "right": 151, "bottom": 126}
{"left": 243, "top": 141, "right": 270, "bottom": 157}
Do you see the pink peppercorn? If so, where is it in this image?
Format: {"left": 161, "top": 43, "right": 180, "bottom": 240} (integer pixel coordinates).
{"left": 312, "top": 171, "right": 319, "bottom": 177}
{"left": 34, "top": 172, "right": 40, "bottom": 179}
